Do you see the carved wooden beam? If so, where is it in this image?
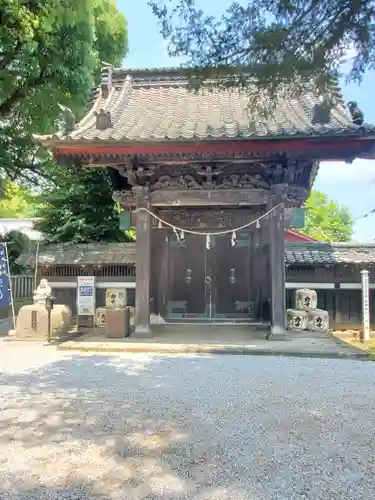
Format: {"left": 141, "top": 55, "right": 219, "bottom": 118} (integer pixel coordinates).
{"left": 150, "top": 189, "right": 269, "bottom": 206}
{"left": 112, "top": 189, "right": 136, "bottom": 207}
{"left": 271, "top": 184, "right": 309, "bottom": 204}
{"left": 113, "top": 183, "right": 308, "bottom": 208}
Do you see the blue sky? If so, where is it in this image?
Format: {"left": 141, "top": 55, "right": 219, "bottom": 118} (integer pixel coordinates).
{"left": 118, "top": 0, "right": 375, "bottom": 242}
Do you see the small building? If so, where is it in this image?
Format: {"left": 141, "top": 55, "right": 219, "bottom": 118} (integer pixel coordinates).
{"left": 285, "top": 229, "right": 318, "bottom": 243}
{"left": 39, "top": 66, "right": 375, "bottom": 338}
{"left": 18, "top": 240, "right": 375, "bottom": 331}
{"left": 285, "top": 242, "right": 375, "bottom": 329}
{"left": 17, "top": 243, "right": 136, "bottom": 315}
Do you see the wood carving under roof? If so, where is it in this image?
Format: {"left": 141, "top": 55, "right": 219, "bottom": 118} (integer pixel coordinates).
{"left": 112, "top": 189, "right": 136, "bottom": 206}
{"left": 270, "top": 183, "right": 309, "bottom": 203}
{"left": 112, "top": 161, "right": 301, "bottom": 190}
{"left": 153, "top": 174, "right": 202, "bottom": 190}
{"left": 217, "top": 173, "right": 269, "bottom": 190}
{"left": 111, "top": 159, "right": 311, "bottom": 207}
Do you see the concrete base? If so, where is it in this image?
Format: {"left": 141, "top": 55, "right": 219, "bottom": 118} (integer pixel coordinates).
{"left": 132, "top": 325, "right": 153, "bottom": 339}
{"left": 58, "top": 328, "right": 368, "bottom": 359}
{"left": 267, "top": 325, "right": 288, "bottom": 341}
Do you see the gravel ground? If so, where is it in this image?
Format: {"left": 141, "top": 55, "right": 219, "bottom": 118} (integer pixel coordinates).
{"left": 0, "top": 342, "right": 375, "bottom": 500}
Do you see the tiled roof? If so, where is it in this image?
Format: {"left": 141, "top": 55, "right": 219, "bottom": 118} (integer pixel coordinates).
{"left": 17, "top": 243, "right": 136, "bottom": 267}
{"left": 56, "top": 67, "right": 375, "bottom": 142}
{"left": 285, "top": 243, "right": 375, "bottom": 265}
{"left": 17, "top": 241, "right": 375, "bottom": 268}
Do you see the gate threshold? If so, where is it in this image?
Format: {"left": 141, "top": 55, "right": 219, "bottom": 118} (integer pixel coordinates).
{"left": 165, "top": 319, "right": 269, "bottom": 327}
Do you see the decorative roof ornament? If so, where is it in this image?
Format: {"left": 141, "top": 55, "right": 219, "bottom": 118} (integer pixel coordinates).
{"left": 347, "top": 101, "right": 364, "bottom": 125}
{"left": 95, "top": 108, "right": 113, "bottom": 130}
{"left": 58, "top": 104, "right": 75, "bottom": 134}
{"left": 101, "top": 62, "right": 113, "bottom": 98}
{"left": 311, "top": 95, "right": 332, "bottom": 125}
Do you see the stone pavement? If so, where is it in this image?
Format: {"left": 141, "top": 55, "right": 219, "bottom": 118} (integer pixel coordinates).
{"left": 1, "top": 342, "right": 375, "bottom": 499}
{"left": 57, "top": 328, "right": 368, "bottom": 360}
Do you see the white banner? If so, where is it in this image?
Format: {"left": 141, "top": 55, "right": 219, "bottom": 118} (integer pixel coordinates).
{"left": 77, "top": 277, "right": 96, "bottom": 316}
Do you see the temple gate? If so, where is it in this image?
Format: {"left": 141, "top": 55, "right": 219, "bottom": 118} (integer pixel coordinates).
{"left": 151, "top": 208, "right": 266, "bottom": 321}
{"left": 43, "top": 66, "right": 375, "bottom": 339}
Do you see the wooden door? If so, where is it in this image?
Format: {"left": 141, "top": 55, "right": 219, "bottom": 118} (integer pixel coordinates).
{"left": 166, "top": 233, "right": 207, "bottom": 318}
{"left": 212, "top": 231, "right": 253, "bottom": 318}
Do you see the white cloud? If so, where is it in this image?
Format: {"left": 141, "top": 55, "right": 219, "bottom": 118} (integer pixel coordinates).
{"left": 316, "top": 159, "right": 375, "bottom": 185}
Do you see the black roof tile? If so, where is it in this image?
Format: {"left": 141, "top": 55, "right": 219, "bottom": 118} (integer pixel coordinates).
{"left": 17, "top": 241, "right": 375, "bottom": 268}
{"left": 49, "top": 67, "right": 375, "bottom": 143}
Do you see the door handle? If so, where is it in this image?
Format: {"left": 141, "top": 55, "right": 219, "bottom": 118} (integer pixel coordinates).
{"left": 205, "top": 276, "right": 212, "bottom": 284}
{"left": 185, "top": 268, "right": 192, "bottom": 284}
{"left": 229, "top": 268, "right": 236, "bottom": 284}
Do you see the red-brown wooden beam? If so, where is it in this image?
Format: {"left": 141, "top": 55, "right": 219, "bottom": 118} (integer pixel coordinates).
{"left": 53, "top": 136, "right": 375, "bottom": 159}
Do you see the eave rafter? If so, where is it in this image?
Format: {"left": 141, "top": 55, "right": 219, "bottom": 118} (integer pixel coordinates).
{"left": 52, "top": 136, "right": 375, "bottom": 164}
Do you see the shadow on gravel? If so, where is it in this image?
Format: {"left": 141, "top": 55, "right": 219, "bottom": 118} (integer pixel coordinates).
{"left": 0, "top": 353, "right": 247, "bottom": 500}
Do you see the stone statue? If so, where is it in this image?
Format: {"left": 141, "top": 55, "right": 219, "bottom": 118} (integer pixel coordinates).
{"left": 33, "top": 279, "right": 52, "bottom": 305}
{"left": 16, "top": 278, "right": 72, "bottom": 340}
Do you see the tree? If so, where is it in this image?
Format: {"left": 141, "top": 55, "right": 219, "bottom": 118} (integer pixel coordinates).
{"left": 0, "top": 180, "right": 39, "bottom": 218}
{"left": 0, "top": 230, "right": 31, "bottom": 274}
{"left": 302, "top": 191, "right": 353, "bottom": 243}
{"left": 35, "top": 168, "right": 131, "bottom": 244}
{"left": 0, "top": 0, "right": 128, "bottom": 182}
{"left": 149, "top": 0, "right": 375, "bottom": 97}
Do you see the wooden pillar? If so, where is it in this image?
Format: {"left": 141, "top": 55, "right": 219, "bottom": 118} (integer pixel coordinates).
{"left": 333, "top": 284, "right": 341, "bottom": 329}
{"left": 252, "top": 221, "right": 261, "bottom": 319}
{"left": 267, "top": 201, "right": 286, "bottom": 339}
{"left": 134, "top": 186, "right": 152, "bottom": 337}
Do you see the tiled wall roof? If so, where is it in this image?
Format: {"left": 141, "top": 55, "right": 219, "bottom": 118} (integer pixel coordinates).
{"left": 17, "top": 241, "right": 375, "bottom": 267}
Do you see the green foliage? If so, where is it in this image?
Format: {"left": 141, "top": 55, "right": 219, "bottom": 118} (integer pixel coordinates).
{"left": 92, "top": 0, "right": 128, "bottom": 75}
{"left": 149, "top": 0, "right": 375, "bottom": 96}
{"left": 35, "top": 168, "right": 132, "bottom": 244}
{"left": 0, "top": 180, "right": 38, "bottom": 218}
{"left": 0, "top": 230, "right": 31, "bottom": 274}
{"left": 0, "top": 120, "right": 55, "bottom": 185}
{"left": 302, "top": 191, "right": 354, "bottom": 243}
{"left": 0, "top": 0, "right": 128, "bottom": 182}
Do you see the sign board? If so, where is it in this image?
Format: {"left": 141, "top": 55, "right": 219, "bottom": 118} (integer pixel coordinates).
{"left": 0, "top": 275, "right": 10, "bottom": 307}
{"left": 361, "top": 270, "right": 370, "bottom": 342}
{"left": 77, "top": 277, "right": 96, "bottom": 316}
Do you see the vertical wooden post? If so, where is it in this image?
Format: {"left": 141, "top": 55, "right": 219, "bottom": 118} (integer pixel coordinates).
{"left": 360, "top": 269, "right": 370, "bottom": 343}
{"left": 252, "top": 219, "right": 261, "bottom": 319}
{"left": 134, "top": 186, "right": 152, "bottom": 337}
{"left": 267, "top": 201, "right": 286, "bottom": 339}
{"left": 333, "top": 283, "right": 341, "bottom": 329}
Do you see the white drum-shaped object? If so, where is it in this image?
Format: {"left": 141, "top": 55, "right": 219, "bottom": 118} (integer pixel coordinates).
{"left": 106, "top": 288, "right": 126, "bottom": 309}
{"left": 295, "top": 288, "right": 318, "bottom": 311}
{"left": 286, "top": 309, "right": 308, "bottom": 331}
{"left": 307, "top": 309, "right": 329, "bottom": 332}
